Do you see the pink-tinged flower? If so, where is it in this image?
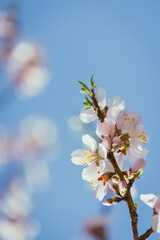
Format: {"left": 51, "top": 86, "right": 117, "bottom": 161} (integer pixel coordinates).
{"left": 140, "top": 193, "right": 160, "bottom": 233}
{"left": 80, "top": 88, "right": 106, "bottom": 123}
{"left": 130, "top": 158, "right": 146, "bottom": 172}
{"left": 71, "top": 134, "right": 107, "bottom": 181}
{"left": 112, "top": 110, "right": 149, "bottom": 163}
{"left": 116, "top": 110, "right": 142, "bottom": 133}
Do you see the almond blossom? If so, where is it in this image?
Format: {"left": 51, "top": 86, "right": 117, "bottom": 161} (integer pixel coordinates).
{"left": 71, "top": 134, "right": 108, "bottom": 182}
{"left": 140, "top": 193, "right": 160, "bottom": 233}
{"left": 71, "top": 77, "right": 155, "bottom": 239}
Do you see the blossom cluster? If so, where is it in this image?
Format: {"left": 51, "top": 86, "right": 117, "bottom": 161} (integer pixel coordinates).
{"left": 71, "top": 78, "right": 160, "bottom": 237}
{"left": 71, "top": 84, "right": 148, "bottom": 202}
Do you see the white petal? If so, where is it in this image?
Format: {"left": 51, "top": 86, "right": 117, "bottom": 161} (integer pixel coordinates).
{"left": 79, "top": 108, "right": 96, "bottom": 123}
{"left": 107, "top": 97, "right": 125, "bottom": 124}
{"left": 102, "top": 137, "right": 111, "bottom": 150}
{"left": 82, "top": 164, "right": 98, "bottom": 181}
{"left": 98, "top": 143, "right": 107, "bottom": 159}
{"left": 82, "top": 134, "right": 97, "bottom": 152}
{"left": 71, "top": 149, "right": 83, "bottom": 157}
{"left": 151, "top": 215, "right": 160, "bottom": 233}
{"left": 128, "top": 146, "right": 148, "bottom": 163}
{"left": 103, "top": 159, "right": 114, "bottom": 172}
{"left": 99, "top": 160, "right": 106, "bottom": 175}
{"left": 95, "top": 182, "right": 108, "bottom": 201}
{"left": 140, "top": 194, "right": 157, "bottom": 208}
{"left": 95, "top": 88, "right": 106, "bottom": 109}
{"left": 109, "top": 96, "right": 125, "bottom": 110}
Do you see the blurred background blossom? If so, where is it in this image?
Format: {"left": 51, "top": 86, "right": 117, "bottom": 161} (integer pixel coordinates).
{"left": 0, "top": 3, "right": 59, "bottom": 240}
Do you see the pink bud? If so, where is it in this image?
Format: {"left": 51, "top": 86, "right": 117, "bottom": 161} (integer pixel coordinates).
{"left": 130, "top": 158, "right": 146, "bottom": 172}
{"left": 119, "top": 180, "right": 127, "bottom": 189}
{"left": 103, "top": 197, "right": 122, "bottom": 206}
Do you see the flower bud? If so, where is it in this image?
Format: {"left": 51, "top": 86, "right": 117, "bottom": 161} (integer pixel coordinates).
{"left": 103, "top": 197, "right": 122, "bottom": 206}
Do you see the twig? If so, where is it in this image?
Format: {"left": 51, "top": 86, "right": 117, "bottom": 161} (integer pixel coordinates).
{"left": 137, "top": 227, "right": 154, "bottom": 240}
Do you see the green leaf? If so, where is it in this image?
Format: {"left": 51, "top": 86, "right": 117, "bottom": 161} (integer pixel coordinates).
{"left": 85, "top": 96, "right": 93, "bottom": 106}
{"left": 78, "top": 81, "right": 90, "bottom": 95}
{"left": 134, "top": 202, "right": 140, "bottom": 206}
{"left": 90, "top": 74, "right": 94, "bottom": 89}
{"left": 85, "top": 107, "right": 92, "bottom": 110}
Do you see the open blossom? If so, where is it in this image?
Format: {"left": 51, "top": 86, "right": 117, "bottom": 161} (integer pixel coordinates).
{"left": 80, "top": 87, "right": 125, "bottom": 124}
{"left": 71, "top": 134, "right": 108, "bottom": 181}
{"left": 97, "top": 109, "right": 149, "bottom": 167}
{"left": 140, "top": 193, "right": 160, "bottom": 233}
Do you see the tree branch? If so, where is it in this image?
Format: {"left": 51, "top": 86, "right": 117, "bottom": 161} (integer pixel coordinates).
{"left": 137, "top": 227, "right": 154, "bottom": 240}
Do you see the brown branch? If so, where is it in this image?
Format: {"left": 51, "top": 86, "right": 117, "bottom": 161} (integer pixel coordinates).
{"left": 90, "top": 89, "right": 106, "bottom": 123}
{"left": 107, "top": 152, "right": 138, "bottom": 239}
{"left": 125, "top": 189, "right": 138, "bottom": 239}
{"left": 88, "top": 86, "right": 141, "bottom": 240}
{"left": 137, "top": 227, "right": 154, "bottom": 240}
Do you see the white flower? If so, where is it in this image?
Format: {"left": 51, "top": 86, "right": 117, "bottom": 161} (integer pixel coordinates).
{"left": 79, "top": 88, "right": 106, "bottom": 123}
{"left": 140, "top": 193, "right": 160, "bottom": 233}
{"left": 71, "top": 134, "right": 107, "bottom": 182}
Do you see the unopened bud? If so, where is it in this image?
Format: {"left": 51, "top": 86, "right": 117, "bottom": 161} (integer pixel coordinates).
{"left": 103, "top": 197, "right": 122, "bottom": 206}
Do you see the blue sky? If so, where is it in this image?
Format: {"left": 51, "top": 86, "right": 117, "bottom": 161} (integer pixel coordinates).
{"left": 0, "top": 0, "right": 160, "bottom": 239}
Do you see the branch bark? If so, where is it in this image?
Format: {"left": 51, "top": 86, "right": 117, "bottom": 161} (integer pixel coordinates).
{"left": 137, "top": 227, "right": 154, "bottom": 240}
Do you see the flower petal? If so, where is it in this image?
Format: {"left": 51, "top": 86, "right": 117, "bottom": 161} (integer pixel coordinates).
{"left": 79, "top": 108, "right": 96, "bottom": 123}
{"left": 95, "top": 181, "right": 108, "bottom": 201}
{"left": 130, "top": 158, "right": 146, "bottom": 172}
{"left": 151, "top": 214, "right": 160, "bottom": 233}
{"left": 71, "top": 149, "right": 84, "bottom": 165}
{"left": 107, "top": 97, "right": 125, "bottom": 124}
{"left": 82, "top": 164, "right": 98, "bottom": 181}
{"left": 103, "top": 159, "right": 114, "bottom": 172}
{"left": 95, "top": 88, "right": 106, "bottom": 109}
{"left": 140, "top": 194, "right": 157, "bottom": 208}
{"left": 82, "top": 134, "right": 97, "bottom": 152}
{"left": 154, "top": 196, "right": 160, "bottom": 213}
{"left": 98, "top": 143, "right": 107, "bottom": 159}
